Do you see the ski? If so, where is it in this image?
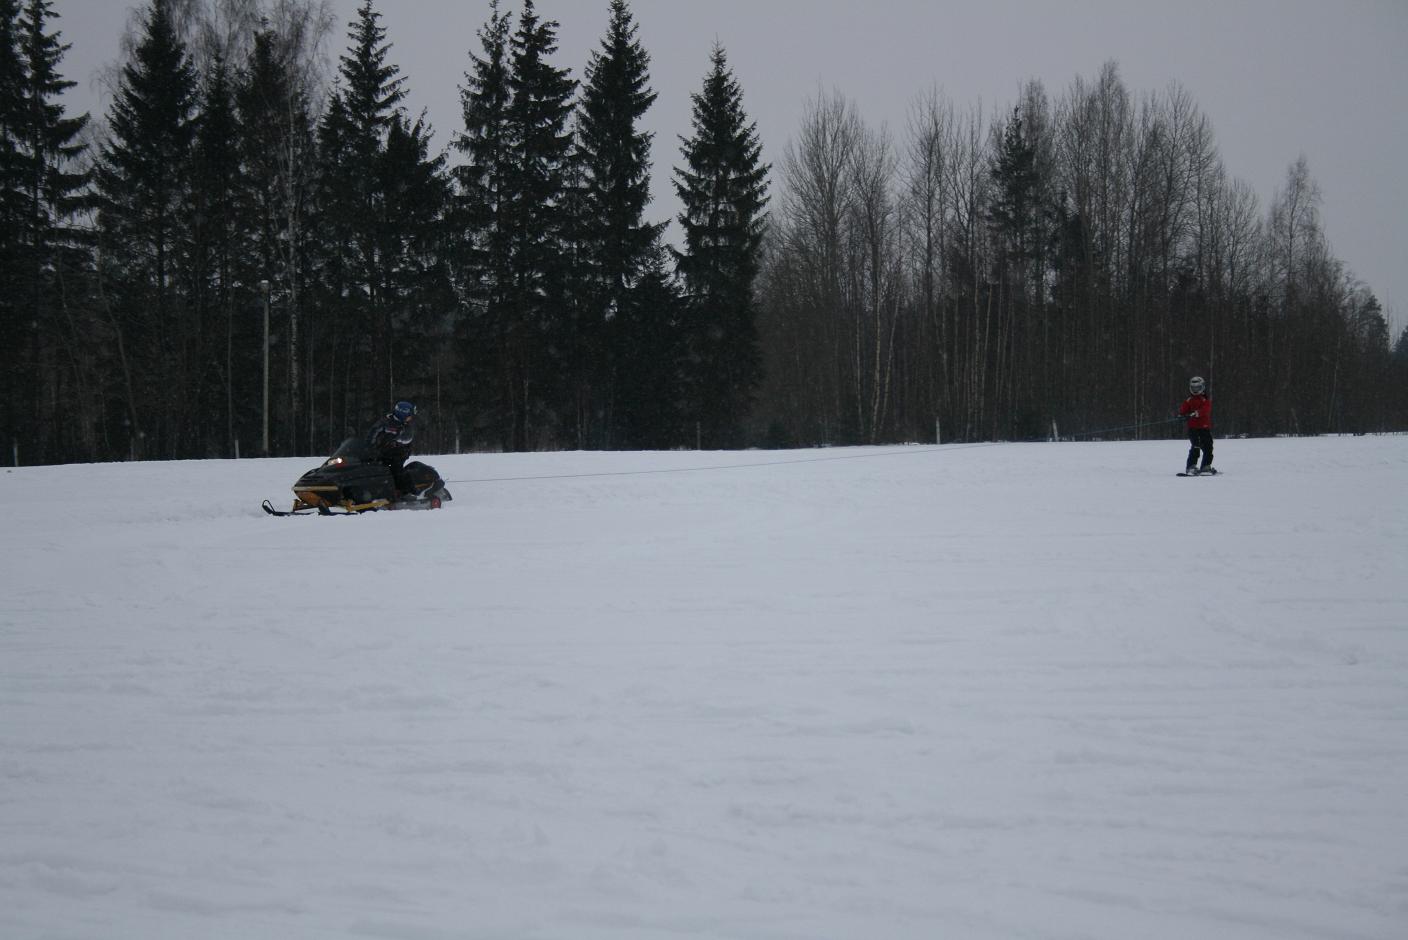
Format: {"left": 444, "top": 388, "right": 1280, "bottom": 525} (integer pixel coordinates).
{"left": 1176, "top": 469, "right": 1220, "bottom": 477}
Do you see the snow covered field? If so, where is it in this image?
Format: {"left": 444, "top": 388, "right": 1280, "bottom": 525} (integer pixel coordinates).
{"left": 2, "top": 435, "right": 1406, "bottom": 939}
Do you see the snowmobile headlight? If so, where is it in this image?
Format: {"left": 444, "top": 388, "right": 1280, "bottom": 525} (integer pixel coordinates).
{"left": 326, "top": 455, "right": 345, "bottom": 467}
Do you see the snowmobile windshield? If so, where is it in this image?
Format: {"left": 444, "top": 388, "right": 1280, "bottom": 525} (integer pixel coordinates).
{"left": 324, "top": 437, "right": 374, "bottom": 467}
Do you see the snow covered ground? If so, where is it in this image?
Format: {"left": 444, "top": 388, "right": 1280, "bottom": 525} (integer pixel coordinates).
{"left": 2, "top": 435, "right": 1406, "bottom": 939}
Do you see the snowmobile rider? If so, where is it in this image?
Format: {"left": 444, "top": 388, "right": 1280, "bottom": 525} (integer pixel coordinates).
{"left": 1178, "top": 376, "right": 1214, "bottom": 474}
{"left": 366, "top": 400, "right": 417, "bottom": 496}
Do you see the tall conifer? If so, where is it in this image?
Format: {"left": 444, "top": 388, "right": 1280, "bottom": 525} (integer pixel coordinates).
{"left": 192, "top": 55, "right": 242, "bottom": 455}
{"left": 500, "top": 0, "right": 574, "bottom": 450}
{"left": 0, "top": 0, "right": 27, "bottom": 458}
{"left": 988, "top": 107, "right": 1041, "bottom": 269}
{"left": 95, "top": 0, "right": 198, "bottom": 456}
{"left": 0, "top": 0, "right": 23, "bottom": 232}
{"left": 674, "top": 43, "right": 768, "bottom": 447}
{"left": 611, "top": 240, "right": 684, "bottom": 448}
{"left": 316, "top": 0, "right": 448, "bottom": 431}
{"left": 574, "top": 0, "right": 660, "bottom": 446}
{"left": 19, "top": 0, "right": 86, "bottom": 270}
{"left": 319, "top": 0, "right": 406, "bottom": 408}
{"left": 378, "top": 108, "right": 452, "bottom": 422}
{"left": 453, "top": 0, "right": 512, "bottom": 441}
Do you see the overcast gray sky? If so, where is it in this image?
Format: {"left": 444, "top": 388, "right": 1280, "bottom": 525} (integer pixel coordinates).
{"left": 57, "top": 0, "right": 1408, "bottom": 335}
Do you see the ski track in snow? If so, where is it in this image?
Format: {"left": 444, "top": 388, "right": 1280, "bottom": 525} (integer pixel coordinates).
{"left": 1, "top": 436, "right": 1406, "bottom": 939}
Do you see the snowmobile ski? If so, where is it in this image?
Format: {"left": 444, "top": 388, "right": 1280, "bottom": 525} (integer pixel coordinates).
{"left": 262, "top": 499, "right": 320, "bottom": 516}
{"left": 262, "top": 498, "right": 398, "bottom": 516}
{"left": 262, "top": 496, "right": 446, "bottom": 516}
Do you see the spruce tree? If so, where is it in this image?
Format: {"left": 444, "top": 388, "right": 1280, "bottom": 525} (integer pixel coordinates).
{"left": 579, "top": 0, "right": 658, "bottom": 290}
{"left": 319, "top": 0, "right": 406, "bottom": 412}
{"left": 192, "top": 54, "right": 243, "bottom": 455}
{"left": 95, "top": 0, "right": 198, "bottom": 457}
{"left": 377, "top": 108, "right": 452, "bottom": 428}
{"left": 13, "top": 0, "right": 91, "bottom": 463}
{"left": 500, "top": 0, "right": 575, "bottom": 450}
{"left": 611, "top": 238, "right": 684, "bottom": 448}
{"left": 18, "top": 0, "right": 90, "bottom": 312}
{"left": 454, "top": 0, "right": 511, "bottom": 275}
{"left": 673, "top": 43, "right": 768, "bottom": 448}
{"left": 0, "top": 0, "right": 25, "bottom": 459}
{"left": 453, "top": 0, "right": 513, "bottom": 444}
{"left": 574, "top": 0, "right": 660, "bottom": 446}
{"left": 985, "top": 106, "right": 1045, "bottom": 437}
{"left": 19, "top": 0, "right": 86, "bottom": 229}
{"left": 315, "top": 0, "right": 449, "bottom": 439}
{"left": 339, "top": 0, "right": 404, "bottom": 157}
{"left": 0, "top": 0, "right": 22, "bottom": 237}
{"left": 987, "top": 107, "right": 1041, "bottom": 271}
{"left": 312, "top": 86, "right": 359, "bottom": 425}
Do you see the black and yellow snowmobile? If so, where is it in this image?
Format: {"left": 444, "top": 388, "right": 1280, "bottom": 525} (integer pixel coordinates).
{"left": 262, "top": 437, "right": 451, "bottom": 516}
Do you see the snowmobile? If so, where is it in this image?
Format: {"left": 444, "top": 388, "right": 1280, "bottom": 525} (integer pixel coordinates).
{"left": 262, "top": 437, "right": 451, "bottom": 516}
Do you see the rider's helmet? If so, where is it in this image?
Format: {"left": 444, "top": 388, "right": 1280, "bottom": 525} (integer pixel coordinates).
{"left": 391, "top": 400, "right": 417, "bottom": 424}
{"left": 1188, "top": 376, "right": 1206, "bottom": 395}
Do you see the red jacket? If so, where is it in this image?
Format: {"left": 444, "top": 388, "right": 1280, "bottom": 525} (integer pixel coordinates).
{"left": 1179, "top": 394, "right": 1212, "bottom": 430}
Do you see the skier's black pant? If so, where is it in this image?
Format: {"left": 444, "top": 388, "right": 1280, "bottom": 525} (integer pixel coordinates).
{"left": 1186, "top": 428, "right": 1213, "bottom": 470}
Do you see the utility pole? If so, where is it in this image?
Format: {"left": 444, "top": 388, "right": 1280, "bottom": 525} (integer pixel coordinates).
{"left": 261, "top": 279, "right": 271, "bottom": 455}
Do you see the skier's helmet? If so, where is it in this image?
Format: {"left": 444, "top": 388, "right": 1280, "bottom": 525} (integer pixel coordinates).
{"left": 392, "top": 400, "right": 417, "bottom": 424}
{"left": 1189, "top": 376, "right": 1206, "bottom": 395}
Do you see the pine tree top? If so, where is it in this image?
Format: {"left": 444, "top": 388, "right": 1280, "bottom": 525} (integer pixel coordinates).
{"left": 674, "top": 42, "right": 768, "bottom": 246}
{"left": 105, "top": 0, "right": 197, "bottom": 161}
{"left": 338, "top": 0, "right": 405, "bottom": 140}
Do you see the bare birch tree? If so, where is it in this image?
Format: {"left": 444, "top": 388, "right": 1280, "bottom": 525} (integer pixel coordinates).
{"left": 845, "top": 120, "right": 899, "bottom": 442}
{"left": 775, "top": 88, "right": 860, "bottom": 439}
{"left": 903, "top": 86, "right": 953, "bottom": 436}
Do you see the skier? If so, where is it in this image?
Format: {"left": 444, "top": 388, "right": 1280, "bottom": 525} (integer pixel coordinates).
{"left": 1178, "top": 376, "right": 1215, "bottom": 475}
{"left": 366, "top": 400, "right": 418, "bottom": 497}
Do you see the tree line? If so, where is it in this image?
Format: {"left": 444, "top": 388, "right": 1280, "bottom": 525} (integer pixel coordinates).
{"left": 757, "top": 70, "right": 1406, "bottom": 446}
{"left": 1, "top": 0, "right": 1404, "bottom": 466}
{"left": 1, "top": 0, "right": 767, "bottom": 462}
